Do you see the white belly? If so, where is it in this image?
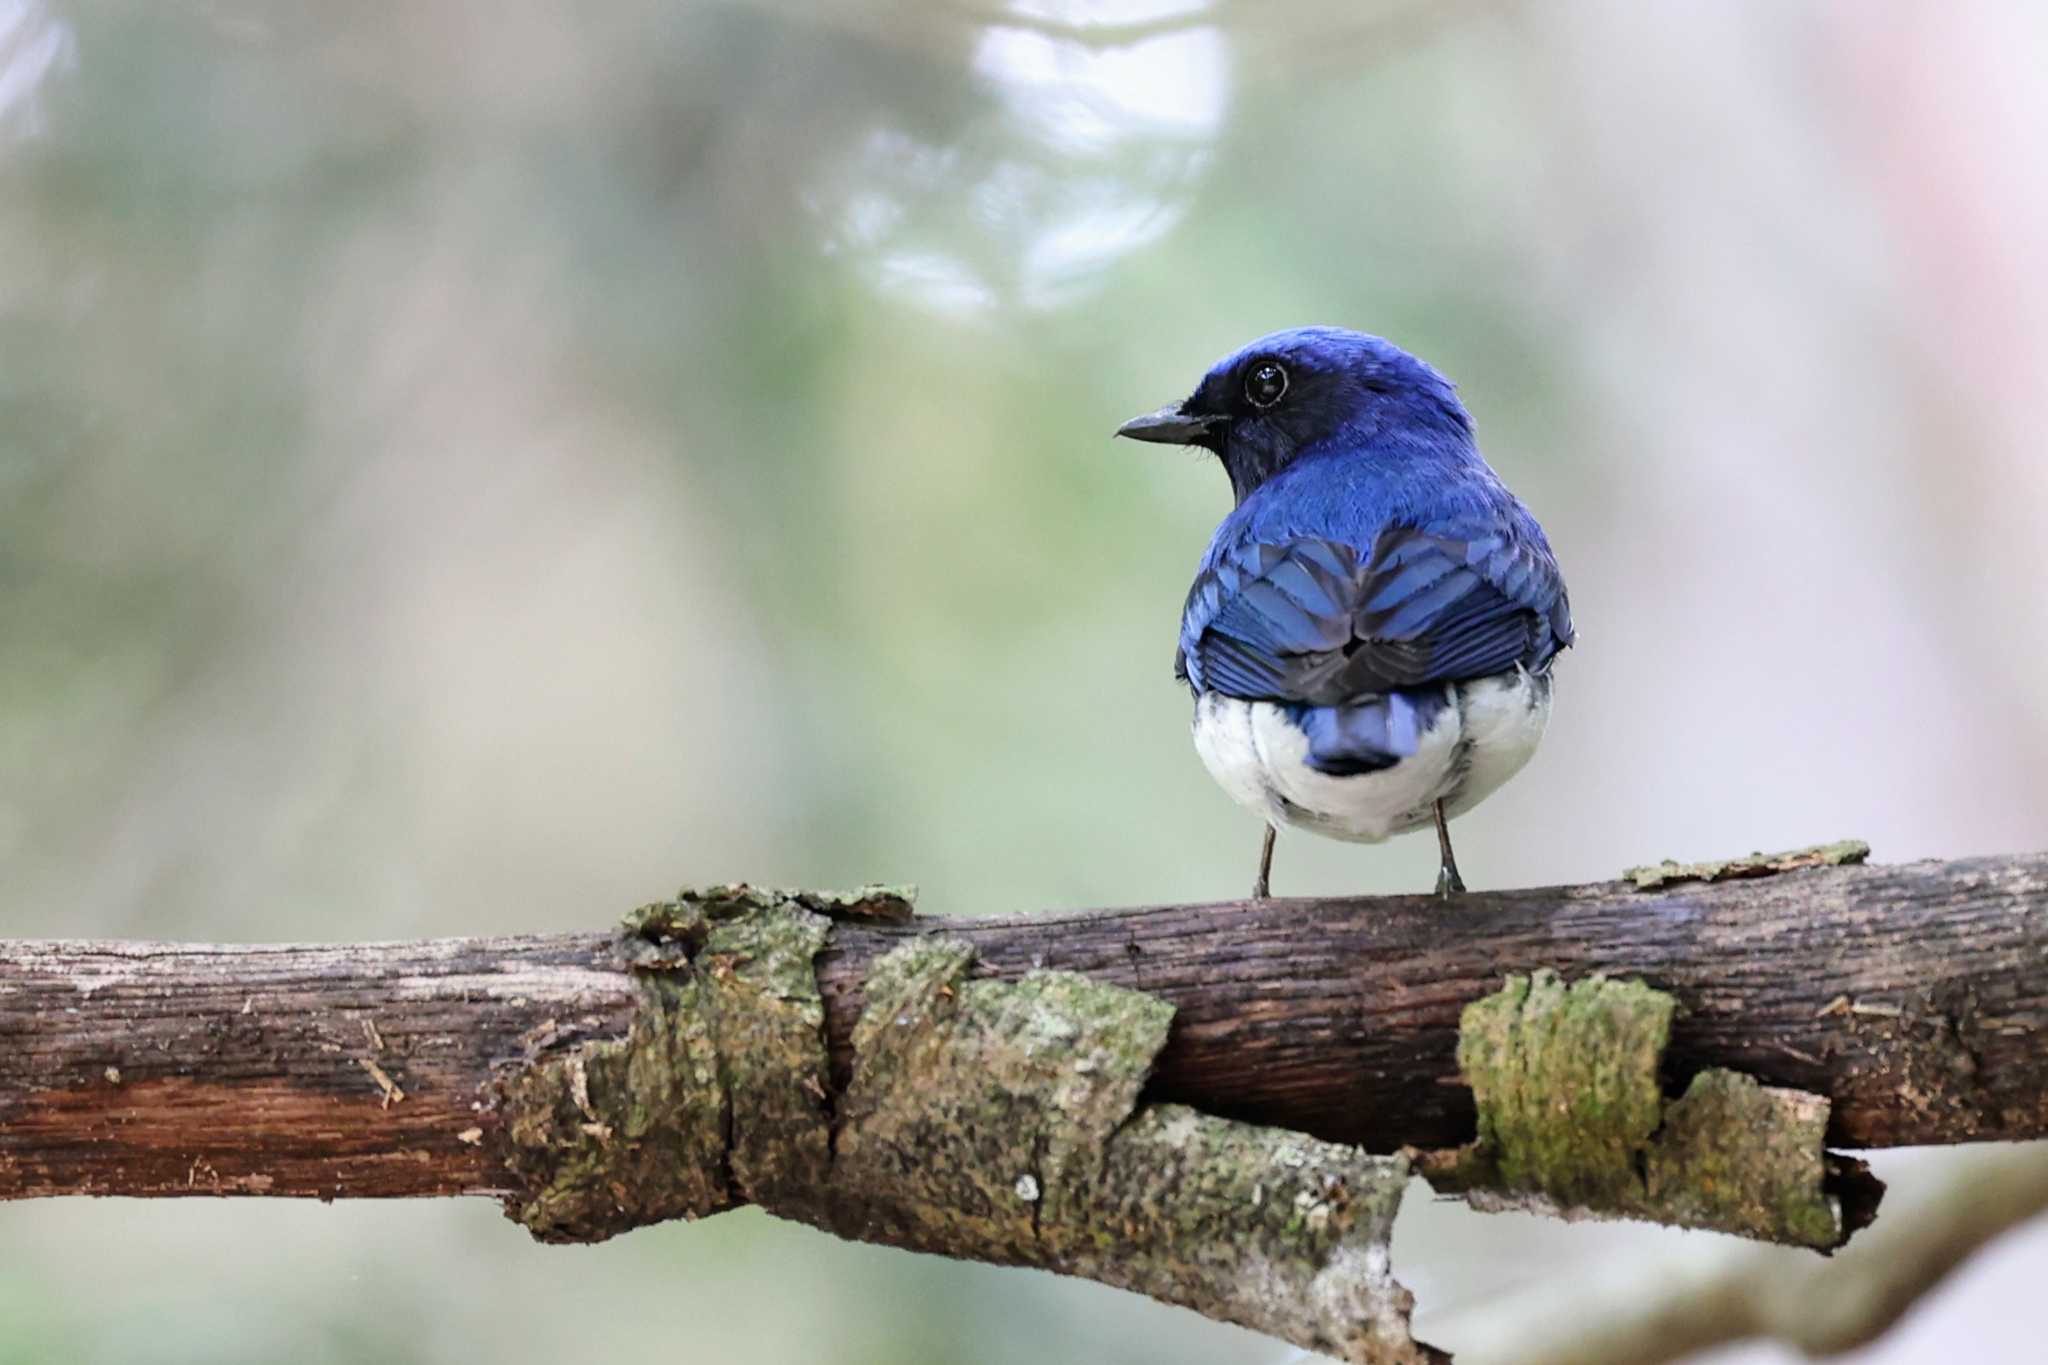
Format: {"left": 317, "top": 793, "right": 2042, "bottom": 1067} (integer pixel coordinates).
{"left": 1189, "top": 670, "right": 1552, "bottom": 844}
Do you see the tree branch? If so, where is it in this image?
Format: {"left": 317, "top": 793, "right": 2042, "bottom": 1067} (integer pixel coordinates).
{"left": 3, "top": 851, "right": 2043, "bottom": 1204}
{"left": 3, "top": 851, "right": 2044, "bottom": 1360}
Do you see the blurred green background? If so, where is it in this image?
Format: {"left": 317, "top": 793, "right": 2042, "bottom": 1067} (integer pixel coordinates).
{"left": 4, "top": 2, "right": 2046, "bottom": 1362}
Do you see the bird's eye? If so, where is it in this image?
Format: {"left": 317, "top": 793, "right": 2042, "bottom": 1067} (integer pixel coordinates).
{"left": 1244, "top": 361, "right": 1288, "bottom": 408}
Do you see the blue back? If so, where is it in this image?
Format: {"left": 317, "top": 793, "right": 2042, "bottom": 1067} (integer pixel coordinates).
{"left": 1170, "top": 330, "right": 1573, "bottom": 773}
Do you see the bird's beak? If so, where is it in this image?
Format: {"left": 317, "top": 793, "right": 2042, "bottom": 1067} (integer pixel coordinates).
{"left": 1115, "top": 404, "right": 1224, "bottom": 445}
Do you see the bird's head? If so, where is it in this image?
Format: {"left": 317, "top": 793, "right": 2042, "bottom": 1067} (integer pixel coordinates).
{"left": 1116, "top": 326, "right": 1473, "bottom": 504}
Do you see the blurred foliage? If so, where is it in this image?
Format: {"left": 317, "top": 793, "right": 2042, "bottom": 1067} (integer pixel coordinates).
{"left": 4, "top": 2, "right": 2047, "bottom": 1362}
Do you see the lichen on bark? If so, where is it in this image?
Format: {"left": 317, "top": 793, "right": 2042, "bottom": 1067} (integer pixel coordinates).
{"left": 1089, "top": 1106, "right": 1438, "bottom": 1365}
{"left": 495, "top": 885, "right": 835, "bottom": 1241}
{"left": 1425, "top": 969, "right": 1851, "bottom": 1249}
{"left": 495, "top": 966, "right": 730, "bottom": 1242}
{"left": 494, "top": 909, "right": 1441, "bottom": 1363}
{"left": 694, "top": 889, "right": 834, "bottom": 1207}
{"left": 816, "top": 937, "right": 1440, "bottom": 1365}
{"left": 820, "top": 935, "right": 1174, "bottom": 1258}
{"left": 1624, "top": 839, "right": 1870, "bottom": 890}
{"left": 1647, "top": 1069, "right": 1839, "bottom": 1248}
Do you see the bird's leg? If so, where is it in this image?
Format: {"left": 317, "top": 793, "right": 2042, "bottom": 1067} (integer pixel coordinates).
{"left": 1251, "top": 824, "right": 1277, "bottom": 900}
{"left": 1433, "top": 800, "right": 1467, "bottom": 898}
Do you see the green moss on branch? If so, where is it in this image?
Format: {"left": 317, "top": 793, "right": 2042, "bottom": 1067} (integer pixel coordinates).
{"left": 817, "top": 937, "right": 1440, "bottom": 1365}
{"left": 1624, "top": 839, "right": 1870, "bottom": 890}
{"left": 496, "top": 886, "right": 835, "bottom": 1241}
{"left": 496, "top": 968, "right": 729, "bottom": 1242}
{"left": 1429, "top": 970, "right": 1850, "bottom": 1249}
{"left": 494, "top": 906, "right": 1440, "bottom": 1363}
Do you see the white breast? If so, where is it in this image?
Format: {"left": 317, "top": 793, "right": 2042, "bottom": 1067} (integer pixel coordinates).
{"left": 1190, "top": 669, "right": 1552, "bottom": 845}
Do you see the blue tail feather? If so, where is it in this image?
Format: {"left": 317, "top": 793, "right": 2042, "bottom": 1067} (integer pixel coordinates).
{"left": 1284, "top": 688, "right": 1451, "bottom": 777}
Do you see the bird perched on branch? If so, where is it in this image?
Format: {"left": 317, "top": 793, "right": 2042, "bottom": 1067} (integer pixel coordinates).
{"left": 1118, "top": 327, "right": 1573, "bottom": 899}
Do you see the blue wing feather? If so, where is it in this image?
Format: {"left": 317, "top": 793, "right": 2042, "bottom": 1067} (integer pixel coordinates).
{"left": 1177, "top": 492, "right": 1572, "bottom": 774}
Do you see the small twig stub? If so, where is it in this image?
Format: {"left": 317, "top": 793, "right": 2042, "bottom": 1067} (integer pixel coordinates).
{"left": 358, "top": 1058, "right": 405, "bottom": 1108}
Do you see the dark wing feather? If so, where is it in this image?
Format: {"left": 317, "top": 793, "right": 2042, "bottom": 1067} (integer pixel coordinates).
{"left": 1179, "top": 523, "right": 1572, "bottom": 705}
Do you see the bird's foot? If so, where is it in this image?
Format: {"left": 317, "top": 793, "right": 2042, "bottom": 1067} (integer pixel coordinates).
{"left": 1431, "top": 800, "right": 1466, "bottom": 899}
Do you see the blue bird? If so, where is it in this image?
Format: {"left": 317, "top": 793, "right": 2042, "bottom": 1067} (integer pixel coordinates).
{"left": 1117, "top": 327, "right": 1574, "bottom": 898}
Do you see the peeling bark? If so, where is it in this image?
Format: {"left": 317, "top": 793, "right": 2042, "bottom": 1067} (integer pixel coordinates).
{"left": 1420, "top": 971, "right": 1868, "bottom": 1249}
{"left": 494, "top": 902, "right": 1439, "bottom": 1363}
{"left": 497, "top": 892, "right": 835, "bottom": 1240}
{"left": 814, "top": 939, "right": 1438, "bottom": 1365}
{"left": 1624, "top": 839, "right": 1870, "bottom": 890}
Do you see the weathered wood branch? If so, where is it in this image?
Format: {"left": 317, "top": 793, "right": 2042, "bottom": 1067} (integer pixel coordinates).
{"left": 3, "top": 852, "right": 2043, "bottom": 1205}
